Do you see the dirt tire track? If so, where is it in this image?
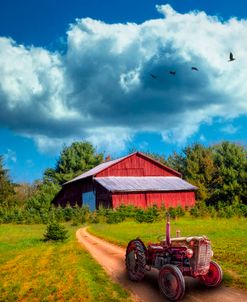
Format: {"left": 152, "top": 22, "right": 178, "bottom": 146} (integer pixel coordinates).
{"left": 76, "top": 227, "right": 247, "bottom": 302}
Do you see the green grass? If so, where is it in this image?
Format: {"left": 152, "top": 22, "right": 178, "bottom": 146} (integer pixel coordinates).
{"left": 89, "top": 217, "right": 247, "bottom": 289}
{"left": 0, "top": 224, "right": 132, "bottom": 302}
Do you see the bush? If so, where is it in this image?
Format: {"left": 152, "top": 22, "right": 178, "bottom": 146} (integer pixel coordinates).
{"left": 63, "top": 205, "right": 74, "bottom": 221}
{"left": 115, "top": 204, "right": 138, "bottom": 218}
{"left": 208, "top": 206, "right": 217, "bottom": 218}
{"left": 106, "top": 211, "right": 125, "bottom": 224}
{"left": 89, "top": 211, "right": 100, "bottom": 224}
{"left": 190, "top": 203, "right": 209, "bottom": 218}
{"left": 190, "top": 206, "right": 200, "bottom": 218}
{"left": 176, "top": 205, "right": 186, "bottom": 217}
{"left": 239, "top": 204, "right": 247, "bottom": 217}
{"left": 71, "top": 205, "right": 87, "bottom": 225}
{"left": 135, "top": 209, "right": 146, "bottom": 223}
{"left": 167, "top": 206, "right": 185, "bottom": 219}
{"left": 44, "top": 221, "right": 69, "bottom": 241}
{"left": 224, "top": 206, "right": 235, "bottom": 218}
{"left": 135, "top": 206, "right": 159, "bottom": 223}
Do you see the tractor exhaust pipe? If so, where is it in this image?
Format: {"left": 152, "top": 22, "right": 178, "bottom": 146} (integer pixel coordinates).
{"left": 166, "top": 212, "right": 171, "bottom": 246}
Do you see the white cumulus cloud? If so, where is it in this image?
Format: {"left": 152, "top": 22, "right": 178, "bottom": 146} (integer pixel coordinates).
{"left": 0, "top": 5, "right": 246, "bottom": 153}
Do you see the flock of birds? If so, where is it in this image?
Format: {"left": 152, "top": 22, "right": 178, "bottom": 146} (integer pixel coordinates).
{"left": 149, "top": 52, "right": 236, "bottom": 79}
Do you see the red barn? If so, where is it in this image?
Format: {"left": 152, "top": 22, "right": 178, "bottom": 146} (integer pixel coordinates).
{"left": 53, "top": 152, "right": 197, "bottom": 210}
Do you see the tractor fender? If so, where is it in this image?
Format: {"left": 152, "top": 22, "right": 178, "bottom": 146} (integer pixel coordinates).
{"left": 126, "top": 238, "right": 147, "bottom": 254}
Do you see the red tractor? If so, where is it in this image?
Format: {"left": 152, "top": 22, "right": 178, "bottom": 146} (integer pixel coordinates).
{"left": 125, "top": 213, "right": 223, "bottom": 301}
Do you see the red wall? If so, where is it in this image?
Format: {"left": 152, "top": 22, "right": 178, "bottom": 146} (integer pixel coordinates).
{"left": 146, "top": 191, "right": 195, "bottom": 208}
{"left": 112, "top": 193, "right": 146, "bottom": 208}
{"left": 96, "top": 153, "right": 180, "bottom": 177}
{"left": 112, "top": 191, "right": 195, "bottom": 208}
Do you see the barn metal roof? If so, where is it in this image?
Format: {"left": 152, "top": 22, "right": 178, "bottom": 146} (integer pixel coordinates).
{"left": 94, "top": 177, "right": 197, "bottom": 192}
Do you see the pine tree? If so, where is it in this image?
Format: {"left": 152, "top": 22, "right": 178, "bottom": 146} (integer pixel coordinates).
{"left": 44, "top": 141, "right": 104, "bottom": 185}
{"left": 210, "top": 142, "right": 247, "bottom": 206}
{"left": 0, "top": 155, "right": 15, "bottom": 207}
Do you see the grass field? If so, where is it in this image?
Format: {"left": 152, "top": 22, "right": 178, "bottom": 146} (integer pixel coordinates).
{"left": 89, "top": 217, "right": 247, "bottom": 289}
{"left": 0, "top": 224, "right": 132, "bottom": 302}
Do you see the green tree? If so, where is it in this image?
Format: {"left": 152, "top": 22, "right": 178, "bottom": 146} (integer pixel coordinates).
{"left": 167, "top": 151, "right": 186, "bottom": 175}
{"left": 167, "top": 144, "right": 215, "bottom": 202}
{"left": 44, "top": 141, "right": 104, "bottom": 185}
{"left": 210, "top": 142, "right": 247, "bottom": 206}
{"left": 183, "top": 144, "right": 215, "bottom": 202}
{"left": 0, "top": 155, "right": 15, "bottom": 207}
{"left": 26, "top": 182, "right": 61, "bottom": 211}
{"left": 14, "top": 182, "right": 37, "bottom": 207}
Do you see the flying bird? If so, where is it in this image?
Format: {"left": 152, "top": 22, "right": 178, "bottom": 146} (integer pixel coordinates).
{"left": 191, "top": 67, "right": 199, "bottom": 71}
{"left": 169, "top": 71, "right": 176, "bottom": 75}
{"left": 150, "top": 73, "right": 157, "bottom": 79}
{"left": 229, "top": 52, "right": 236, "bottom": 62}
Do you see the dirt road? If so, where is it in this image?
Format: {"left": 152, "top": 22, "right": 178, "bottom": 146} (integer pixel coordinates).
{"left": 76, "top": 227, "right": 247, "bottom": 302}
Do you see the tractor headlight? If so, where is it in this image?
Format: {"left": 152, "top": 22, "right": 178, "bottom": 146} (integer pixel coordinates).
{"left": 186, "top": 248, "right": 194, "bottom": 259}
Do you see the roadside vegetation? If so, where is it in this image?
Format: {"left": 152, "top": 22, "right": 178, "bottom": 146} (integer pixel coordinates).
{"left": 89, "top": 217, "right": 247, "bottom": 290}
{"left": 0, "top": 224, "right": 131, "bottom": 302}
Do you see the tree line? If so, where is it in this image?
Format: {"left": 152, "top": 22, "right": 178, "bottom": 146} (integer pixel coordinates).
{"left": 0, "top": 140, "right": 246, "bottom": 224}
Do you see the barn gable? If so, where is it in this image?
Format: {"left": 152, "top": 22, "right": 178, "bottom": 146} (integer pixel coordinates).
{"left": 96, "top": 152, "right": 180, "bottom": 177}
{"left": 65, "top": 152, "right": 180, "bottom": 185}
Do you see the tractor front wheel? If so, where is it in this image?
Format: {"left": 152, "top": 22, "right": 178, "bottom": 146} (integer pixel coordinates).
{"left": 200, "top": 261, "right": 223, "bottom": 287}
{"left": 125, "top": 239, "right": 146, "bottom": 281}
{"left": 158, "top": 264, "right": 185, "bottom": 301}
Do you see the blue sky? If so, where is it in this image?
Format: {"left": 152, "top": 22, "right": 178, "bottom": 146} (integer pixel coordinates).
{"left": 0, "top": 0, "right": 246, "bottom": 183}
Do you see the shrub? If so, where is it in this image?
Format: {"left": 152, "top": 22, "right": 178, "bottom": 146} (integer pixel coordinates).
{"left": 106, "top": 211, "right": 125, "bottom": 224}
{"left": 115, "top": 204, "right": 138, "bottom": 218}
{"left": 208, "top": 206, "right": 217, "bottom": 218}
{"left": 53, "top": 206, "right": 64, "bottom": 222}
{"left": 89, "top": 211, "right": 100, "bottom": 224}
{"left": 135, "top": 206, "right": 159, "bottom": 223}
{"left": 224, "top": 206, "right": 235, "bottom": 218}
{"left": 135, "top": 209, "right": 146, "bottom": 223}
{"left": 63, "top": 205, "right": 74, "bottom": 221}
{"left": 176, "top": 205, "right": 186, "bottom": 217}
{"left": 143, "top": 211, "right": 155, "bottom": 223}
{"left": 239, "top": 204, "right": 247, "bottom": 217}
{"left": 44, "top": 221, "right": 69, "bottom": 241}
{"left": 190, "top": 203, "right": 209, "bottom": 218}
{"left": 166, "top": 206, "right": 186, "bottom": 219}
{"left": 71, "top": 205, "right": 87, "bottom": 225}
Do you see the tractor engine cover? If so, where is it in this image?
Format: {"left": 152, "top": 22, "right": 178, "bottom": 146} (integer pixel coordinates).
{"left": 161, "top": 236, "right": 212, "bottom": 276}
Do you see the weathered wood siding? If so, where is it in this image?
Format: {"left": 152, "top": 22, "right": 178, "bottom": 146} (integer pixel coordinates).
{"left": 53, "top": 178, "right": 93, "bottom": 207}
{"left": 112, "top": 191, "right": 195, "bottom": 208}
{"left": 96, "top": 153, "right": 180, "bottom": 177}
{"left": 95, "top": 182, "right": 112, "bottom": 208}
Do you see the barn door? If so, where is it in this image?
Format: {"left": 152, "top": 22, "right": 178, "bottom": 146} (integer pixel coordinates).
{"left": 82, "top": 191, "right": 96, "bottom": 211}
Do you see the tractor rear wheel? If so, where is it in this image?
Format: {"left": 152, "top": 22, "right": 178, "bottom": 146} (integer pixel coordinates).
{"left": 125, "top": 239, "right": 146, "bottom": 281}
{"left": 200, "top": 261, "right": 223, "bottom": 287}
{"left": 158, "top": 264, "right": 185, "bottom": 301}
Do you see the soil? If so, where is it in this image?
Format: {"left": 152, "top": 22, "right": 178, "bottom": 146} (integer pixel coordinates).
{"left": 76, "top": 227, "right": 247, "bottom": 302}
